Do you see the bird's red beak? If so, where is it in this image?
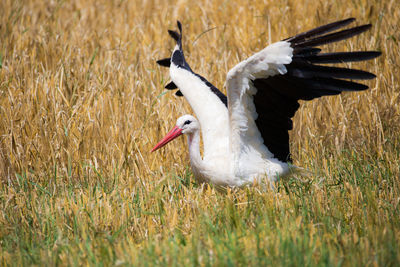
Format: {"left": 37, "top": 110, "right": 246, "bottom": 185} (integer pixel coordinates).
{"left": 151, "top": 126, "right": 183, "bottom": 152}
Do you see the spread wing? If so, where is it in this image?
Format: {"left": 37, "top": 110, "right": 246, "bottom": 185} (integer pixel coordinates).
{"left": 226, "top": 18, "right": 380, "bottom": 163}
{"left": 156, "top": 22, "right": 230, "bottom": 159}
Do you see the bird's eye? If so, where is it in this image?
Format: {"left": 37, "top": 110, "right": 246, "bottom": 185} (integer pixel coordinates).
{"left": 183, "top": 120, "right": 191, "bottom": 125}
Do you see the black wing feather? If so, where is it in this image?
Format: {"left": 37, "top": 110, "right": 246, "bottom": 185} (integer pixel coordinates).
{"left": 297, "top": 51, "right": 381, "bottom": 64}
{"left": 253, "top": 18, "right": 380, "bottom": 162}
{"left": 156, "top": 58, "right": 171, "bottom": 67}
{"left": 165, "top": 81, "right": 178, "bottom": 89}
{"left": 293, "top": 24, "right": 372, "bottom": 48}
{"left": 287, "top": 60, "right": 376, "bottom": 80}
{"left": 286, "top": 18, "right": 355, "bottom": 43}
{"left": 168, "top": 30, "right": 180, "bottom": 42}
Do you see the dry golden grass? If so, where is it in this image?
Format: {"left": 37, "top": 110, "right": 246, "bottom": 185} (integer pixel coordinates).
{"left": 0, "top": 0, "right": 399, "bottom": 265}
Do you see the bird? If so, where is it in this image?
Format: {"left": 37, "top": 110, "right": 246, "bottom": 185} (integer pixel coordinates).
{"left": 151, "top": 18, "right": 381, "bottom": 188}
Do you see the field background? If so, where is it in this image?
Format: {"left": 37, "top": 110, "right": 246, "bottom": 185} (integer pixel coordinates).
{"left": 0, "top": 0, "right": 399, "bottom": 265}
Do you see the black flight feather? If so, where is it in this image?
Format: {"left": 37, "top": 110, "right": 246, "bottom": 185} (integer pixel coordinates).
{"left": 293, "top": 47, "right": 322, "bottom": 56}
{"left": 299, "top": 51, "right": 381, "bottom": 64}
{"left": 165, "top": 81, "right": 177, "bottom": 90}
{"left": 293, "top": 24, "right": 372, "bottom": 48}
{"left": 287, "top": 61, "right": 376, "bottom": 80}
{"left": 177, "top": 21, "right": 182, "bottom": 34}
{"left": 253, "top": 18, "right": 380, "bottom": 162}
{"left": 168, "top": 30, "right": 180, "bottom": 42}
{"left": 156, "top": 58, "right": 171, "bottom": 67}
{"left": 286, "top": 18, "right": 355, "bottom": 43}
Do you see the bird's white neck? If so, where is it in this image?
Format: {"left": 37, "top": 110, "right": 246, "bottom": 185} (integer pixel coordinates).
{"left": 186, "top": 130, "right": 206, "bottom": 182}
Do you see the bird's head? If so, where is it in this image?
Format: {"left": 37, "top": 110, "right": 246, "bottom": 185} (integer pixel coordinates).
{"left": 151, "top": 115, "right": 199, "bottom": 152}
{"left": 176, "top": 114, "right": 199, "bottom": 135}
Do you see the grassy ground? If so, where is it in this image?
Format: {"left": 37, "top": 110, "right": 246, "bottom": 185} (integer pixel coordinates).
{"left": 0, "top": 0, "right": 399, "bottom": 266}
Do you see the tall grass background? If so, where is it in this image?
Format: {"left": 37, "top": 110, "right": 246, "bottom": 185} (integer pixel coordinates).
{"left": 0, "top": 0, "right": 399, "bottom": 265}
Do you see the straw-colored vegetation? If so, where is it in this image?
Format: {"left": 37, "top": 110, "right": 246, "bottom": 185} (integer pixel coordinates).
{"left": 0, "top": 0, "right": 399, "bottom": 265}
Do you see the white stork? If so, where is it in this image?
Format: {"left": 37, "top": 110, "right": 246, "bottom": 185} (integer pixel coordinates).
{"left": 151, "top": 18, "right": 380, "bottom": 187}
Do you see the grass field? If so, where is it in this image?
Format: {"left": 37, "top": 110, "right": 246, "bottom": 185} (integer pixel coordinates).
{"left": 0, "top": 0, "right": 399, "bottom": 265}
